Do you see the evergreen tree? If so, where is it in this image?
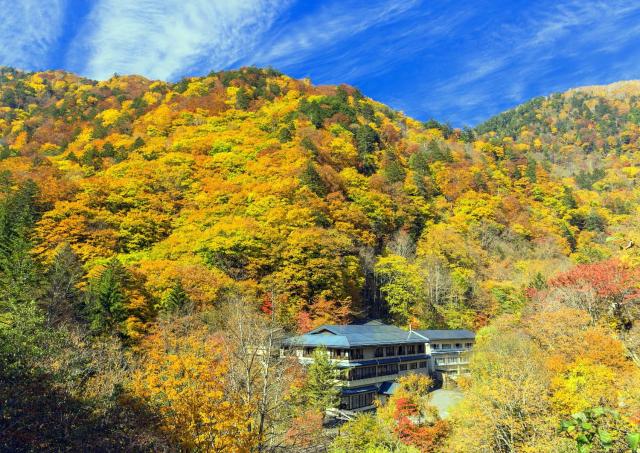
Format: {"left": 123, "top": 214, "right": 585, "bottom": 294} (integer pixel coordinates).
{"left": 301, "top": 347, "right": 342, "bottom": 413}
{"left": 160, "top": 280, "right": 190, "bottom": 313}
{"left": 236, "top": 87, "right": 250, "bottom": 109}
{"left": 300, "top": 161, "right": 327, "bottom": 197}
{"left": 355, "top": 124, "right": 378, "bottom": 156}
{"left": 278, "top": 126, "right": 293, "bottom": 143}
{"left": 86, "top": 258, "right": 129, "bottom": 335}
{"left": 45, "top": 243, "right": 85, "bottom": 325}
{"left": 0, "top": 180, "right": 42, "bottom": 304}
{"left": 526, "top": 157, "right": 537, "bottom": 183}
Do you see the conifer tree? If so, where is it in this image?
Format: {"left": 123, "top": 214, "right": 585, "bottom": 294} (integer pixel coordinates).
{"left": 45, "top": 243, "right": 85, "bottom": 324}
{"left": 160, "top": 280, "right": 190, "bottom": 313}
{"left": 300, "top": 161, "right": 327, "bottom": 196}
{"left": 301, "top": 346, "right": 342, "bottom": 413}
{"left": 86, "top": 258, "right": 128, "bottom": 335}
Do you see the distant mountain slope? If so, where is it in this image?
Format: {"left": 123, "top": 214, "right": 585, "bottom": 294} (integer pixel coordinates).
{"left": 1, "top": 67, "right": 639, "bottom": 335}
{"left": 476, "top": 79, "right": 640, "bottom": 158}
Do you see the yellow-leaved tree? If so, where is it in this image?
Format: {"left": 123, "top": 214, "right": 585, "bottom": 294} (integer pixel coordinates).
{"left": 130, "top": 318, "right": 256, "bottom": 451}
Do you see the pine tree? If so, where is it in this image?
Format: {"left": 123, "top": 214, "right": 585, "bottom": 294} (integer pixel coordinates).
{"left": 0, "top": 180, "right": 42, "bottom": 304}
{"left": 300, "top": 161, "right": 327, "bottom": 197}
{"left": 278, "top": 126, "right": 293, "bottom": 143}
{"left": 236, "top": 87, "right": 250, "bottom": 109}
{"left": 45, "top": 243, "right": 85, "bottom": 324}
{"left": 160, "top": 280, "right": 190, "bottom": 313}
{"left": 86, "top": 258, "right": 128, "bottom": 335}
{"left": 526, "top": 157, "right": 537, "bottom": 183}
{"left": 301, "top": 347, "right": 342, "bottom": 413}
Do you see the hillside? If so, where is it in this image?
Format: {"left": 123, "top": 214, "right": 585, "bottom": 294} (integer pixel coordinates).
{"left": 1, "top": 66, "right": 625, "bottom": 331}
{"left": 1, "top": 68, "right": 639, "bottom": 451}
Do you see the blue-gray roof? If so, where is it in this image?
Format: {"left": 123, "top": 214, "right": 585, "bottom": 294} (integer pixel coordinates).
{"left": 284, "top": 323, "right": 429, "bottom": 348}
{"left": 415, "top": 329, "right": 475, "bottom": 341}
{"left": 379, "top": 381, "right": 399, "bottom": 395}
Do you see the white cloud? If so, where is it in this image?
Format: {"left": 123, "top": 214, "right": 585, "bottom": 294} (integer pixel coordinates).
{"left": 420, "top": 0, "right": 640, "bottom": 125}
{"left": 0, "top": 0, "right": 66, "bottom": 70}
{"left": 246, "top": 0, "right": 468, "bottom": 83}
{"left": 71, "top": 0, "right": 291, "bottom": 80}
{"left": 250, "top": 0, "right": 420, "bottom": 67}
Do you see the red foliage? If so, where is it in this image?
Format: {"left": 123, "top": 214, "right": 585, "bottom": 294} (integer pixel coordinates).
{"left": 548, "top": 259, "right": 640, "bottom": 302}
{"left": 393, "top": 397, "right": 419, "bottom": 419}
{"left": 391, "top": 397, "right": 450, "bottom": 451}
{"left": 259, "top": 293, "right": 273, "bottom": 315}
{"left": 296, "top": 311, "right": 313, "bottom": 334}
{"left": 284, "top": 409, "right": 324, "bottom": 448}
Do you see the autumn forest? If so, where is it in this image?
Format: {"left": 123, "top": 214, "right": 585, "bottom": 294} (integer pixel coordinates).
{"left": 1, "top": 66, "right": 639, "bottom": 452}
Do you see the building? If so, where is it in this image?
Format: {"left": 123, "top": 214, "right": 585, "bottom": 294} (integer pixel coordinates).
{"left": 284, "top": 321, "right": 475, "bottom": 412}
{"left": 416, "top": 329, "right": 476, "bottom": 383}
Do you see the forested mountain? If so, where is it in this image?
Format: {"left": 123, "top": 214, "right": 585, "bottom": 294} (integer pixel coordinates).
{"left": 0, "top": 67, "right": 638, "bottom": 451}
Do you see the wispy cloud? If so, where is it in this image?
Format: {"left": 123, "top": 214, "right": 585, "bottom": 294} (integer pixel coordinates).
{"left": 250, "top": 1, "right": 419, "bottom": 68}
{"left": 247, "top": 0, "right": 467, "bottom": 82}
{"left": 0, "top": 0, "right": 66, "bottom": 70}
{"left": 416, "top": 0, "right": 640, "bottom": 125}
{"left": 69, "top": 0, "right": 291, "bottom": 80}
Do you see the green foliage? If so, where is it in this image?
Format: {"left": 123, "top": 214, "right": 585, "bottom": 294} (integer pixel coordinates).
{"left": 375, "top": 255, "right": 424, "bottom": 325}
{"left": 330, "top": 413, "right": 416, "bottom": 452}
{"left": 159, "top": 280, "right": 190, "bottom": 313}
{"left": 560, "top": 407, "right": 640, "bottom": 453}
{"left": 278, "top": 125, "right": 293, "bottom": 143}
{"left": 300, "top": 160, "right": 327, "bottom": 197}
{"left": 575, "top": 168, "right": 606, "bottom": 190}
{"left": 45, "top": 243, "right": 85, "bottom": 323}
{"left": 85, "top": 258, "right": 129, "bottom": 336}
{"left": 236, "top": 87, "right": 250, "bottom": 109}
{"left": 300, "top": 347, "right": 342, "bottom": 413}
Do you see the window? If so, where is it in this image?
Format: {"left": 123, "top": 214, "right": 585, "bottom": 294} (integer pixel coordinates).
{"left": 417, "top": 344, "right": 425, "bottom": 353}
{"left": 407, "top": 345, "right": 416, "bottom": 354}
{"left": 432, "top": 343, "right": 440, "bottom": 350}
{"left": 350, "top": 366, "right": 377, "bottom": 380}
{"left": 455, "top": 343, "right": 462, "bottom": 349}
{"left": 350, "top": 348, "right": 364, "bottom": 359}
{"left": 374, "top": 347, "right": 384, "bottom": 358}
{"left": 419, "top": 361, "right": 427, "bottom": 368}
{"left": 399, "top": 364, "right": 408, "bottom": 371}
{"left": 465, "top": 342, "right": 473, "bottom": 348}
{"left": 385, "top": 346, "right": 395, "bottom": 356}
{"left": 442, "top": 343, "right": 451, "bottom": 350}
{"left": 410, "top": 362, "right": 418, "bottom": 370}
{"left": 304, "top": 347, "right": 315, "bottom": 356}
{"left": 344, "top": 392, "right": 375, "bottom": 410}
{"left": 398, "top": 345, "right": 405, "bottom": 355}
{"left": 377, "top": 364, "right": 399, "bottom": 376}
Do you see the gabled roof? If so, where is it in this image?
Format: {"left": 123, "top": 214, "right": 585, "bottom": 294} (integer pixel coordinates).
{"left": 415, "top": 329, "right": 476, "bottom": 341}
{"left": 284, "top": 323, "right": 428, "bottom": 348}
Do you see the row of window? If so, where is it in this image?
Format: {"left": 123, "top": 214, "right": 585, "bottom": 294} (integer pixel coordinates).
{"left": 435, "top": 356, "right": 467, "bottom": 365}
{"left": 348, "top": 361, "right": 428, "bottom": 381}
{"left": 431, "top": 342, "right": 473, "bottom": 350}
{"left": 302, "top": 342, "right": 472, "bottom": 359}
{"left": 374, "top": 344, "right": 425, "bottom": 358}
{"left": 340, "top": 392, "right": 375, "bottom": 410}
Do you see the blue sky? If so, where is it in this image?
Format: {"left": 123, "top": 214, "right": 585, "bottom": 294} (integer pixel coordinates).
{"left": 2, "top": 1, "right": 640, "bottom": 125}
